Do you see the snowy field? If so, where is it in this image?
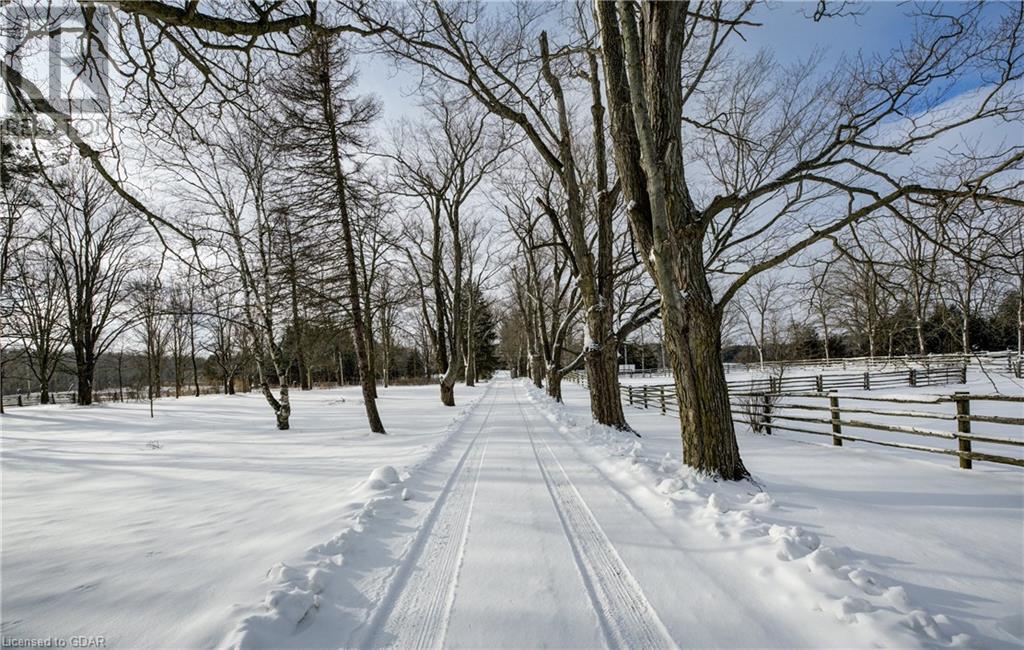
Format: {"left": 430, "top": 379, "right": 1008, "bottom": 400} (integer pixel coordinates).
{"left": 2, "top": 376, "right": 1022, "bottom": 648}
{"left": 0, "top": 385, "right": 484, "bottom": 648}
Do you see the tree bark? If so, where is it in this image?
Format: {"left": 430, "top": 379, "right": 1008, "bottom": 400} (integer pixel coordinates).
{"left": 440, "top": 378, "right": 455, "bottom": 406}
{"left": 545, "top": 364, "right": 563, "bottom": 402}
{"left": 76, "top": 351, "right": 95, "bottom": 406}
{"left": 598, "top": 0, "right": 747, "bottom": 478}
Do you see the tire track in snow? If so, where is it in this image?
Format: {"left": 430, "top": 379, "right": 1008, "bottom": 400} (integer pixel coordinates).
{"left": 361, "top": 387, "right": 498, "bottom": 649}
{"left": 515, "top": 387, "right": 677, "bottom": 650}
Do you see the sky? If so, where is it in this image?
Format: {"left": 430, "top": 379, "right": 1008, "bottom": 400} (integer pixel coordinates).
{"left": 354, "top": 1, "right": 979, "bottom": 126}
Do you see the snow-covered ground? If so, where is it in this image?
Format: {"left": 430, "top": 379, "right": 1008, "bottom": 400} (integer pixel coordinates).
{"left": 556, "top": 373, "right": 1024, "bottom": 647}
{"left": 2, "top": 376, "right": 1021, "bottom": 648}
{"left": 0, "top": 385, "right": 484, "bottom": 648}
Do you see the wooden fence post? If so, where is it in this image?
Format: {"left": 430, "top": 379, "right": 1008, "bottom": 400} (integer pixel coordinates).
{"left": 954, "top": 391, "right": 972, "bottom": 470}
{"left": 761, "top": 394, "right": 773, "bottom": 435}
{"left": 909, "top": 368, "right": 917, "bottom": 387}
{"left": 627, "top": 385, "right": 634, "bottom": 406}
{"left": 829, "top": 391, "right": 842, "bottom": 446}
{"left": 659, "top": 386, "right": 666, "bottom": 415}
{"left": 959, "top": 365, "right": 967, "bottom": 384}
{"left": 815, "top": 375, "right": 824, "bottom": 392}
{"left": 642, "top": 385, "right": 649, "bottom": 409}
{"left": 863, "top": 372, "right": 871, "bottom": 390}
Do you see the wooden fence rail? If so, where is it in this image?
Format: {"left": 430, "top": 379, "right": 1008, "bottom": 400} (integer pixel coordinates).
{"left": 1, "top": 385, "right": 226, "bottom": 408}
{"left": 570, "top": 364, "right": 966, "bottom": 403}
{"left": 1, "top": 377, "right": 436, "bottom": 410}
{"left": 727, "top": 391, "right": 1024, "bottom": 470}
{"left": 569, "top": 364, "right": 1023, "bottom": 469}
{"left": 728, "top": 349, "right": 1021, "bottom": 377}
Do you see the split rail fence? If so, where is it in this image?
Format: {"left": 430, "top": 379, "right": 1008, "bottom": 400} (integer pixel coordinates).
{"left": 1, "top": 385, "right": 225, "bottom": 408}
{"left": 730, "top": 349, "right": 1022, "bottom": 377}
{"left": 569, "top": 364, "right": 1023, "bottom": 469}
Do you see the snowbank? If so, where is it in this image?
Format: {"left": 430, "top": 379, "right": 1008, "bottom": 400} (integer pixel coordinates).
{"left": 524, "top": 381, "right": 990, "bottom": 648}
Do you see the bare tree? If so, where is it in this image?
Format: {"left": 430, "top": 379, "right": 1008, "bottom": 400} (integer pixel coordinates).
{"left": 995, "top": 209, "right": 1024, "bottom": 368}
{"left": 385, "top": 96, "right": 503, "bottom": 406}
{"left": 10, "top": 246, "right": 67, "bottom": 404}
{"left": 736, "top": 274, "right": 787, "bottom": 370}
{"left": 505, "top": 195, "right": 583, "bottom": 401}
{"left": 359, "top": 4, "right": 637, "bottom": 428}
{"left": 133, "top": 275, "right": 171, "bottom": 417}
{"left": 935, "top": 200, "right": 1004, "bottom": 355}
{"left": 594, "top": 1, "right": 1023, "bottom": 478}
{"left": 875, "top": 204, "right": 940, "bottom": 356}
{"left": 41, "top": 164, "right": 141, "bottom": 405}
{"left": 808, "top": 262, "right": 838, "bottom": 361}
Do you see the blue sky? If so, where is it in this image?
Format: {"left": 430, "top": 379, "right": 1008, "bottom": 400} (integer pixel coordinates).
{"left": 355, "top": 1, "right": 1007, "bottom": 126}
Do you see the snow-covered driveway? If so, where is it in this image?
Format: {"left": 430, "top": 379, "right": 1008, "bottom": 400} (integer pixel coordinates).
{"left": 365, "top": 383, "right": 668, "bottom": 649}
{"left": 230, "top": 380, "right": 974, "bottom": 648}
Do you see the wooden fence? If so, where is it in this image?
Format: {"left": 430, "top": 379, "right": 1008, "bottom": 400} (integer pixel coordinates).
{"left": 576, "top": 364, "right": 967, "bottom": 406}
{"left": 727, "top": 365, "right": 965, "bottom": 393}
{"left": 1, "top": 385, "right": 225, "bottom": 408}
{"left": 0, "top": 377, "right": 436, "bottom": 409}
{"left": 569, "top": 364, "right": 1024, "bottom": 469}
{"left": 729, "top": 391, "right": 1024, "bottom": 470}
{"left": 728, "top": 349, "right": 1021, "bottom": 377}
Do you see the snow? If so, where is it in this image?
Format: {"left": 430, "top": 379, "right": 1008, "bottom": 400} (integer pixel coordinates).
{"left": 2, "top": 375, "right": 1021, "bottom": 648}
{"left": 541, "top": 376, "right": 1023, "bottom": 648}
{"left": 0, "top": 385, "right": 483, "bottom": 648}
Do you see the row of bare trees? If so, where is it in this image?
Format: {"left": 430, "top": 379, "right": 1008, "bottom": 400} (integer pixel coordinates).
{"left": 3, "top": 1, "right": 1022, "bottom": 479}
{"left": 732, "top": 200, "right": 1022, "bottom": 366}
{"left": 2, "top": 26, "right": 503, "bottom": 427}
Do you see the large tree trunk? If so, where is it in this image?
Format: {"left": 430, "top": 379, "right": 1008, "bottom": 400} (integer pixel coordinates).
{"left": 365, "top": 330, "right": 378, "bottom": 398}
{"left": 275, "top": 385, "right": 291, "bottom": 430}
{"left": 258, "top": 373, "right": 290, "bottom": 430}
{"left": 40, "top": 379, "right": 50, "bottom": 405}
{"left": 529, "top": 352, "right": 544, "bottom": 388}
{"left": 597, "top": 0, "right": 746, "bottom": 478}
{"left": 440, "top": 375, "right": 455, "bottom": 406}
{"left": 338, "top": 186, "right": 384, "bottom": 432}
{"left": 189, "top": 306, "right": 201, "bottom": 397}
{"left": 662, "top": 284, "right": 746, "bottom": 479}
{"left": 545, "top": 364, "right": 563, "bottom": 402}
{"left": 584, "top": 335, "right": 628, "bottom": 429}
{"left": 538, "top": 33, "right": 629, "bottom": 432}
{"left": 76, "top": 353, "right": 94, "bottom": 406}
